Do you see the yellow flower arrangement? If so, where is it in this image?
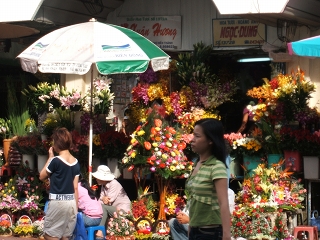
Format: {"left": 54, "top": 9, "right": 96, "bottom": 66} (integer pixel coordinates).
{"left": 13, "top": 225, "right": 34, "bottom": 236}
{"left": 176, "top": 107, "right": 220, "bottom": 133}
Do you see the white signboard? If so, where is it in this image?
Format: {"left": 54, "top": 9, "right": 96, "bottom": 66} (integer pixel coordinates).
{"left": 213, "top": 18, "right": 266, "bottom": 47}
{"left": 117, "top": 16, "right": 181, "bottom": 50}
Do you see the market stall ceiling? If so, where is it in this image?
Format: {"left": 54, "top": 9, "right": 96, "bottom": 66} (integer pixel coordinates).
{"left": 4, "top": 0, "right": 320, "bottom": 46}
{"left": 5, "top": 0, "right": 124, "bottom": 43}
{"left": 235, "top": 0, "right": 320, "bottom": 28}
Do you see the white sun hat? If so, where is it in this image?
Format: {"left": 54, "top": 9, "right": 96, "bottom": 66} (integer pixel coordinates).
{"left": 92, "top": 165, "right": 115, "bottom": 181}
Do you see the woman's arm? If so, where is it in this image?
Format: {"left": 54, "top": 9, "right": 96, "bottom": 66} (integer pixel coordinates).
{"left": 39, "top": 147, "right": 54, "bottom": 181}
{"left": 237, "top": 112, "right": 249, "bottom": 133}
{"left": 73, "top": 175, "right": 79, "bottom": 210}
{"left": 215, "top": 178, "right": 231, "bottom": 240}
{"left": 104, "top": 180, "right": 122, "bottom": 203}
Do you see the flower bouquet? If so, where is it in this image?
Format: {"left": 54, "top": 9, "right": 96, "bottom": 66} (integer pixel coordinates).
{"left": 231, "top": 162, "right": 306, "bottom": 239}
{"left": 121, "top": 108, "right": 193, "bottom": 179}
{"left": 22, "top": 82, "right": 82, "bottom": 115}
{"left": 224, "top": 132, "right": 263, "bottom": 157}
{"left": 0, "top": 214, "right": 12, "bottom": 236}
{"left": 106, "top": 210, "right": 135, "bottom": 240}
{"left": 82, "top": 76, "right": 115, "bottom": 115}
{"left": 235, "top": 162, "right": 306, "bottom": 211}
{"left": 247, "top": 68, "right": 316, "bottom": 124}
{"left": 0, "top": 179, "right": 21, "bottom": 213}
{"left": 0, "top": 118, "right": 12, "bottom": 139}
{"left": 12, "top": 215, "right": 35, "bottom": 237}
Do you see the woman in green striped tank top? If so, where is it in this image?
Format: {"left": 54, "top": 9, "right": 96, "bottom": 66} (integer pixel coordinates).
{"left": 186, "top": 118, "right": 231, "bottom": 240}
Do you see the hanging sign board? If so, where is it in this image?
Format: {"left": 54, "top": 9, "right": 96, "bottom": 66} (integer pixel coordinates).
{"left": 212, "top": 18, "right": 266, "bottom": 47}
{"left": 117, "top": 16, "right": 181, "bottom": 50}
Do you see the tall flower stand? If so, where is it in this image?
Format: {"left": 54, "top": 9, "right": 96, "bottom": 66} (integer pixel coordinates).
{"left": 155, "top": 175, "right": 170, "bottom": 220}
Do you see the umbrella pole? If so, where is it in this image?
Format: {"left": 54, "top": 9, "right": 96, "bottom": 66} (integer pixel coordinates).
{"left": 88, "top": 66, "right": 94, "bottom": 186}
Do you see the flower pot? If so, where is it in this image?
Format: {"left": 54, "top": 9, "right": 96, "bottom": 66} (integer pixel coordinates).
{"left": 2, "top": 138, "right": 12, "bottom": 166}
{"left": 243, "top": 155, "right": 262, "bottom": 176}
{"left": 37, "top": 155, "right": 48, "bottom": 173}
{"left": 303, "top": 156, "right": 320, "bottom": 179}
{"left": 267, "top": 154, "right": 284, "bottom": 169}
{"left": 284, "top": 150, "right": 302, "bottom": 172}
{"left": 22, "top": 154, "right": 35, "bottom": 170}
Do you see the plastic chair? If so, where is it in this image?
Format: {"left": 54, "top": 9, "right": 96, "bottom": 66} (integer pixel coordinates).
{"left": 86, "top": 225, "right": 106, "bottom": 240}
{"left": 1, "top": 165, "right": 12, "bottom": 176}
{"left": 293, "top": 226, "right": 318, "bottom": 240}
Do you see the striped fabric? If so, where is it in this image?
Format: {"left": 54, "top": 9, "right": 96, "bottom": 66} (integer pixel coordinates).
{"left": 186, "top": 157, "right": 227, "bottom": 226}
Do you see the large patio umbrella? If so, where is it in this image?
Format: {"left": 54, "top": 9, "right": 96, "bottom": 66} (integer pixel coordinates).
{"left": 17, "top": 18, "right": 170, "bottom": 185}
{"left": 287, "top": 36, "right": 320, "bottom": 58}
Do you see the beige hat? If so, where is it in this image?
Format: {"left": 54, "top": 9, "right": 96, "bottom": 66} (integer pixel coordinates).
{"left": 92, "top": 165, "right": 115, "bottom": 181}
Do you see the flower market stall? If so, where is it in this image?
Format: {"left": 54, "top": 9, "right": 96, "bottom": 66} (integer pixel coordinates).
{"left": 1, "top": 38, "right": 320, "bottom": 239}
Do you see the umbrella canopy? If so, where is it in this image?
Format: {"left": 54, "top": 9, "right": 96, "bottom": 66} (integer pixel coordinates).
{"left": 17, "top": 18, "right": 169, "bottom": 74}
{"left": 17, "top": 18, "right": 170, "bottom": 185}
{"left": 287, "top": 35, "right": 320, "bottom": 58}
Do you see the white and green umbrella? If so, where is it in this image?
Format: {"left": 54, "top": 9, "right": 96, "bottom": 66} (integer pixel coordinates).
{"left": 17, "top": 18, "right": 169, "bottom": 74}
{"left": 17, "top": 18, "right": 170, "bottom": 185}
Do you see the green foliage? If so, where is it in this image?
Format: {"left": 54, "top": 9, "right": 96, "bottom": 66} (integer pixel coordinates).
{"left": 6, "top": 76, "right": 30, "bottom": 137}
{"left": 42, "top": 108, "right": 75, "bottom": 136}
{"left": 176, "top": 42, "right": 214, "bottom": 85}
{"left": 21, "top": 82, "right": 61, "bottom": 115}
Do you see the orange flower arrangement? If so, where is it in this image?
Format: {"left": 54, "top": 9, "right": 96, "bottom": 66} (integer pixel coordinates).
{"left": 121, "top": 107, "right": 193, "bottom": 179}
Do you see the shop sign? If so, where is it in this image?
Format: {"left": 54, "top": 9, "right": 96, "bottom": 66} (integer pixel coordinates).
{"left": 117, "top": 16, "right": 181, "bottom": 50}
{"left": 212, "top": 18, "right": 266, "bottom": 47}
